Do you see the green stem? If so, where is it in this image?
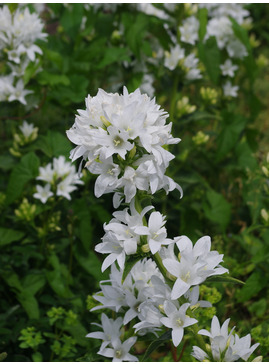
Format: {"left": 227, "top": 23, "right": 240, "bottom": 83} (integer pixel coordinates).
{"left": 153, "top": 252, "right": 174, "bottom": 290}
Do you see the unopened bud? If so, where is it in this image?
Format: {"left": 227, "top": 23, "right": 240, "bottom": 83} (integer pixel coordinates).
{"left": 252, "top": 356, "right": 263, "bottom": 362}
{"left": 100, "top": 115, "right": 111, "bottom": 128}
{"left": 141, "top": 244, "right": 150, "bottom": 253}
{"left": 261, "top": 209, "right": 269, "bottom": 222}
{"left": 166, "top": 272, "right": 177, "bottom": 281}
{"left": 262, "top": 166, "right": 269, "bottom": 177}
{"left": 129, "top": 145, "right": 136, "bottom": 159}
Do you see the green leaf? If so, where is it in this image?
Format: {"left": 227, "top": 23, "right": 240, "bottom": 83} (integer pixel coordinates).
{"left": 206, "top": 275, "right": 244, "bottom": 285}
{"left": 0, "top": 228, "right": 25, "bottom": 246}
{"left": 35, "top": 130, "right": 71, "bottom": 158}
{"left": 17, "top": 292, "right": 39, "bottom": 319}
{"left": 60, "top": 4, "right": 84, "bottom": 40}
{"left": 216, "top": 112, "right": 246, "bottom": 161}
{"left": 230, "top": 17, "right": 257, "bottom": 84}
{"left": 198, "top": 8, "right": 208, "bottom": 41}
{"left": 97, "top": 47, "right": 130, "bottom": 69}
{"left": 248, "top": 298, "right": 267, "bottom": 318}
{"left": 123, "top": 13, "right": 149, "bottom": 58}
{"left": 230, "top": 17, "right": 251, "bottom": 53}
{"left": 0, "top": 154, "right": 15, "bottom": 171}
{"left": 198, "top": 36, "right": 220, "bottom": 84}
{"left": 5, "top": 152, "right": 40, "bottom": 205}
{"left": 23, "top": 61, "right": 42, "bottom": 85}
{"left": 142, "top": 330, "right": 171, "bottom": 361}
{"left": 122, "top": 255, "right": 142, "bottom": 283}
{"left": 22, "top": 274, "right": 46, "bottom": 296}
{"left": 74, "top": 247, "right": 105, "bottom": 282}
{"left": 203, "top": 189, "right": 231, "bottom": 231}
{"left": 37, "top": 71, "right": 70, "bottom": 86}
{"left": 73, "top": 199, "right": 92, "bottom": 250}
{"left": 50, "top": 75, "right": 89, "bottom": 105}
{"left": 45, "top": 49, "right": 64, "bottom": 70}
{"left": 32, "top": 352, "right": 43, "bottom": 362}
{"left": 237, "top": 271, "right": 267, "bottom": 302}
{"left": 0, "top": 270, "right": 23, "bottom": 292}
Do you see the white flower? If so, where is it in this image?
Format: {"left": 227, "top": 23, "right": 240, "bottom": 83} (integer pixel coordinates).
{"left": 19, "top": 120, "right": 38, "bottom": 139}
{"left": 227, "top": 38, "right": 248, "bottom": 59}
{"left": 164, "top": 45, "right": 185, "bottom": 71}
{"left": 140, "top": 74, "right": 155, "bottom": 98}
{"left": 179, "top": 16, "right": 199, "bottom": 45}
{"left": 223, "top": 81, "right": 239, "bottom": 97}
{"left": 33, "top": 184, "right": 53, "bottom": 204}
{"left": 206, "top": 16, "right": 234, "bottom": 49}
{"left": 226, "top": 334, "right": 260, "bottom": 362}
{"left": 0, "top": 75, "right": 14, "bottom": 102}
{"left": 135, "top": 211, "right": 172, "bottom": 254}
{"left": 98, "top": 336, "right": 138, "bottom": 362}
{"left": 160, "top": 301, "right": 197, "bottom": 347}
{"left": 86, "top": 313, "right": 123, "bottom": 351}
{"left": 183, "top": 54, "right": 202, "bottom": 80}
{"left": 8, "top": 79, "right": 33, "bottom": 105}
{"left": 220, "top": 59, "right": 238, "bottom": 77}
{"left": 193, "top": 315, "right": 259, "bottom": 362}
{"left": 138, "top": 3, "right": 170, "bottom": 20}
{"left": 163, "top": 235, "right": 228, "bottom": 300}
{"left": 201, "top": 4, "right": 250, "bottom": 25}
{"left": 87, "top": 156, "right": 121, "bottom": 198}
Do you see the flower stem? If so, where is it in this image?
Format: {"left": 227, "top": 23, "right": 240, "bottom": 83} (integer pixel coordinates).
{"left": 153, "top": 252, "right": 174, "bottom": 289}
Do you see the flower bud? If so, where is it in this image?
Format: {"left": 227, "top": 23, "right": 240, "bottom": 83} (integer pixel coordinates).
{"left": 141, "top": 244, "right": 150, "bottom": 253}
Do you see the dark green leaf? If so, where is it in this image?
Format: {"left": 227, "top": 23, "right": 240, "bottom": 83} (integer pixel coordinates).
{"left": 97, "top": 47, "right": 130, "bottom": 68}
{"left": 203, "top": 189, "right": 231, "bottom": 231}
{"left": 248, "top": 298, "right": 267, "bottom": 318}
{"left": 17, "top": 292, "right": 39, "bottom": 319}
{"left": 35, "top": 130, "right": 71, "bottom": 158}
{"left": 142, "top": 330, "right": 171, "bottom": 361}
{"left": 198, "top": 8, "right": 208, "bottom": 41}
{"left": 237, "top": 271, "right": 267, "bottom": 302}
{"left": 74, "top": 247, "right": 105, "bottom": 282}
{"left": 0, "top": 154, "right": 15, "bottom": 171}
{"left": 122, "top": 255, "right": 143, "bottom": 283}
{"left": 22, "top": 274, "right": 46, "bottom": 296}
{"left": 0, "top": 228, "right": 25, "bottom": 246}
{"left": 73, "top": 199, "right": 93, "bottom": 250}
{"left": 216, "top": 113, "right": 246, "bottom": 161}
{"left": 230, "top": 17, "right": 251, "bottom": 53}
{"left": 37, "top": 71, "right": 70, "bottom": 86}
{"left": 46, "top": 270, "right": 73, "bottom": 298}
{"left": 198, "top": 36, "right": 220, "bottom": 84}
{"left": 5, "top": 152, "right": 40, "bottom": 204}
{"left": 60, "top": 4, "right": 84, "bottom": 40}
{"left": 32, "top": 352, "right": 43, "bottom": 362}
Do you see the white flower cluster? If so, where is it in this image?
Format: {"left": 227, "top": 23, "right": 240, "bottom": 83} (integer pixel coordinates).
{"left": 67, "top": 87, "right": 182, "bottom": 207}
{"left": 91, "top": 259, "right": 211, "bottom": 350}
{"left": 163, "top": 4, "right": 250, "bottom": 97}
{"left": 95, "top": 202, "right": 172, "bottom": 271}
{"left": 34, "top": 156, "right": 83, "bottom": 203}
{"left": 0, "top": 5, "right": 46, "bottom": 104}
{"left": 192, "top": 316, "right": 260, "bottom": 362}
{"left": 202, "top": 4, "right": 250, "bottom": 98}
{"left": 69, "top": 87, "right": 259, "bottom": 361}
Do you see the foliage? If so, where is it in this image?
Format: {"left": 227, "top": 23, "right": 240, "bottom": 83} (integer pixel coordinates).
{"left": 0, "top": 2, "right": 269, "bottom": 362}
